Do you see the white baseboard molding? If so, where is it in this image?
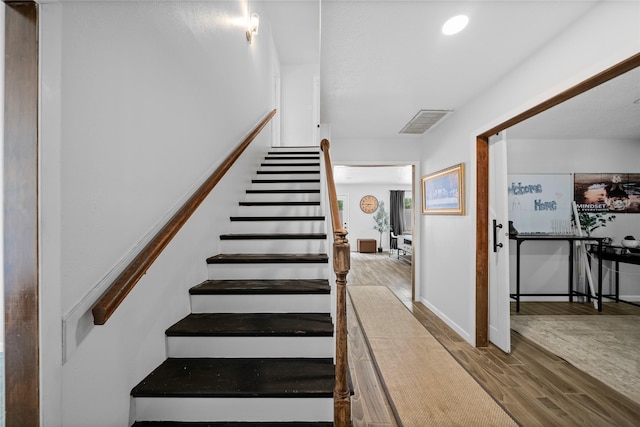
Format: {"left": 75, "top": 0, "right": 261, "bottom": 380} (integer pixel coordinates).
{"left": 419, "top": 297, "right": 473, "bottom": 345}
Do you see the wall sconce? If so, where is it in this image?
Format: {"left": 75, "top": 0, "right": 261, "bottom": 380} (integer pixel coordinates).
{"left": 246, "top": 12, "right": 259, "bottom": 44}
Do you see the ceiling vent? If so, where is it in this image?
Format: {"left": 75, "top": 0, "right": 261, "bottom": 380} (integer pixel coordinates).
{"left": 399, "top": 109, "right": 453, "bottom": 134}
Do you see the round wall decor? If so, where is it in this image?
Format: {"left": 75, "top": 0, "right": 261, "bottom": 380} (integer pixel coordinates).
{"left": 359, "top": 195, "right": 379, "bottom": 214}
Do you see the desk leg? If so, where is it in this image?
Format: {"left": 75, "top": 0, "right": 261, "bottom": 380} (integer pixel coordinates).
{"left": 569, "top": 241, "right": 574, "bottom": 303}
{"left": 598, "top": 242, "right": 603, "bottom": 312}
{"left": 615, "top": 260, "right": 620, "bottom": 303}
{"left": 516, "top": 240, "right": 522, "bottom": 312}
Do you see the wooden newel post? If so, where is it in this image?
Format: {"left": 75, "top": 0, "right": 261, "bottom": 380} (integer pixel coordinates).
{"left": 334, "top": 229, "right": 351, "bottom": 426}
{"left": 321, "top": 138, "right": 351, "bottom": 425}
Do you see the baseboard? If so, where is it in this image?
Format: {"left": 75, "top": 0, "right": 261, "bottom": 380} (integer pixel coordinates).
{"left": 419, "top": 297, "right": 473, "bottom": 345}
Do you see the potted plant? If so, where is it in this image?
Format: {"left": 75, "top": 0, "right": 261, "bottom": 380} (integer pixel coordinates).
{"left": 372, "top": 201, "right": 389, "bottom": 252}
{"left": 578, "top": 212, "right": 616, "bottom": 237}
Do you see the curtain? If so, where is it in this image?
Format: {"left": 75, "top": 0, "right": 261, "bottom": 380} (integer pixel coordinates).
{"left": 390, "top": 190, "right": 405, "bottom": 236}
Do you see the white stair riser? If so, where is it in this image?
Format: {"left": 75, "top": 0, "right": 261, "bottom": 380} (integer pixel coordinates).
{"left": 251, "top": 181, "right": 320, "bottom": 190}
{"left": 208, "top": 264, "right": 329, "bottom": 280}
{"left": 260, "top": 165, "right": 320, "bottom": 172}
{"left": 269, "top": 148, "right": 319, "bottom": 153}
{"left": 237, "top": 205, "right": 322, "bottom": 216}
{"left": 166, "top": 336, "right": 334, "bottom": 358}
{"left": 134, "top": 397, "right": 332, "bottom": 422}
{"left": 220, "top": 239, "right": 326, "bottom": 254}
{"left": 230, "top": 220, "right": 325, "bottom": 234}
{"left": 255, "top": 173, "right": 320, "bottom": 181}
{"left": 244, "top": 192, "right": 320, "bottom": 202}
{"left": 190, "top": 293, "right": 331, "bottom": 313}
{"left": 263, "top": 158, "right": 320, "bottom": 164}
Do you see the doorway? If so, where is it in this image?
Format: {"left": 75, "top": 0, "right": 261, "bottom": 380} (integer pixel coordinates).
{"left": 333, "top": 164, "right": 417, "bottom": 300}
{"left": 475, "top": 53, "right": 640, "bottom": 347}
{"left": 337, "top": 194, "right": 349, "bottom": 231}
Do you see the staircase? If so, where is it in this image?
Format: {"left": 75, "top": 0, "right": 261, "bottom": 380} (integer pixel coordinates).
{"left": 130, "top": 146, "right": 338, "bottom": 426}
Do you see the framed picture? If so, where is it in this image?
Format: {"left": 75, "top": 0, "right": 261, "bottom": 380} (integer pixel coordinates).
{"left": 421, "top": 163, "right": 465, "bottom": 215}
{"left": 574, "top": 173, "right": 640, "bottom": 214}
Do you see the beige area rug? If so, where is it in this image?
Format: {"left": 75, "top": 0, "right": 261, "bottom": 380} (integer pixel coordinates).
{"left": 349, "top": 286, "right": 517, "bottom": 427}
{"left": 510, "top": 315, "right": 640, "bottom": 403}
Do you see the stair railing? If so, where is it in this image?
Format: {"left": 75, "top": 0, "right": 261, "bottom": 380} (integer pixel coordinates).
{"left": 91, "top": 109, "right": 277, "bottom": 325}
{"left": 320, "top": 138, "right": 351, "bottom": 426}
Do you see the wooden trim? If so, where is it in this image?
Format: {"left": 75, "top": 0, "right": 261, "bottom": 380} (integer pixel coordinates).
{"left": 320, "top": 139, "right": 351, "bottom": 426}
{"left": 475, "top": 54, "right": 640, "bottom": 347}
{"left": 475, "top": 136, "right": 489, "bottom": 347}
{"left": 92, "top": 109, "right": 276, "bottom": 325}
{"left": 4, "top": 2, "right": 40, "bottom": 425}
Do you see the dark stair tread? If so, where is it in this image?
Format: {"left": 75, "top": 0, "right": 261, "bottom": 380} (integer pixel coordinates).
{"left": 220, "top": 233, "right": 326, "bottom": 240}
{"left": 131, "top": 358, "right": 335, "bottom": 398}
{"left": 239, "top": 201, "right": 320, "bottom": 206}
{"left": 190, "top": 279, "right": 330, "bottom": 295}
{"left": 246, "top": 189, "right": 320, "bottom": 194}
{"left": 166, "top": 313, "right": 333, "bottom": 337}
{"left": 207, "top": 253, "right": 328, "bottom": 264}
{"left": 133, "top": 422, "right": 333, "bottom": 427}
{"left": 230, "top": 216, "right": 325, "bottom": 221}
{"left": 267, "top": 150, "right": 320, "bottom": 156}
{"left": 252, "top": 179, "right": 321, "bottom": 183}
{"left": 257, "top": 170, "right": 320, "bottom": 175}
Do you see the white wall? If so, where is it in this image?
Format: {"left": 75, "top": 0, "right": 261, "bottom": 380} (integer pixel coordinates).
{"left": 281, "top": 63, "right": 319, "bottom": 146}
{"left": 40, "top": 1, "right": 278, "bottom": 425}
{"left": 335, "top": 183, "right": 412, "bottom": 251}
{"left": 507, "top": 138, "right": 640, "bottom": 301}
{"left": 330, "top": 137, "right": 421, "bottom": 163}
{"left": 419, "top": 1, "right": 640, "bottom": 345}
{"left": 330, "top": 138, "right": 421, "bottom": 240}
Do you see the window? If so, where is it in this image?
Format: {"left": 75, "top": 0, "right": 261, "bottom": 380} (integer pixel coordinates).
{"left": 404, "top": 192, "right": 413, "bottom": 233}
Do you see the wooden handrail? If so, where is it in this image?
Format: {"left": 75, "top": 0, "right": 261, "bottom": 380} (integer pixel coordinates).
{"left": 92, "top": 109, "right": 277, "bottom": 325}
{"left": 320, "top": 138, "right": 351, "bottom": 426}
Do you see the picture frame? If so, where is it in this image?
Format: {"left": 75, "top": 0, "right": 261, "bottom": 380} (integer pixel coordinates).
{"left": 421, "top": 163, "right": 465, "bottom": 215}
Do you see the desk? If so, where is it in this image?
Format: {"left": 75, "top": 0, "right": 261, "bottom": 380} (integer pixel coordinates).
{"left": 400, "top": 234, "right": 412, "bottom": 252}
{"left": 589, "top": 247, "right": 640, "bottom": 308}
{"left": 510, "top": 234, "right": 605, "bottom": 312}
{"left": 400, "top": 234, "right": 412, "bottom": 262}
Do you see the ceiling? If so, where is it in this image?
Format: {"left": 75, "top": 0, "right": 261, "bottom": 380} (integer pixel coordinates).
{"left": 268, "top": 0, "right": 640, "bottom": 143}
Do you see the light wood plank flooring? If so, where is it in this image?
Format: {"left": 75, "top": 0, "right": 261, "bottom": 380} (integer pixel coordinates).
{"left": 348, "top": 251, "right": 640, "bottom": 426}
{"left": 348, "top": 296, "right": 399, "bottom": 427}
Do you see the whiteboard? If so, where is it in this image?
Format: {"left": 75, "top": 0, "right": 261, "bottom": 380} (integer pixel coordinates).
{"left": 507, "top": 174, "right": 573, "bottom": 233}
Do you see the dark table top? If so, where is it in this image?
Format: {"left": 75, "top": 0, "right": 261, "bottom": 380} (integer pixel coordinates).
{"left": 510, "top": 234, "right": 607, "bottom": 242}
{"left": 589, "top": 246, "right": 640, "bottom": 265}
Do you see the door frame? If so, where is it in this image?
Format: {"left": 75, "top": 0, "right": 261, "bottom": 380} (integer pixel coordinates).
{"left": 475, "top": 53, "right": 640, "bottom": 347}
{"left": 3, "top": 1, "right": 40, "bottom": 424}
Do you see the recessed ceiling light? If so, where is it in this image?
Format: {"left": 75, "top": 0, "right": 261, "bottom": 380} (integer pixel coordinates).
{"left": 442, "top": 15, "right": 469, "bottom": 35}
{"left": 633, "top": 98, "right": 640, "bottom": 105}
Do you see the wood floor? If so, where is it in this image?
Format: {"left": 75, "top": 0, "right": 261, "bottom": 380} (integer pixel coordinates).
{"left": 347, "top": 251, "right": 640, "bottom": 427}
